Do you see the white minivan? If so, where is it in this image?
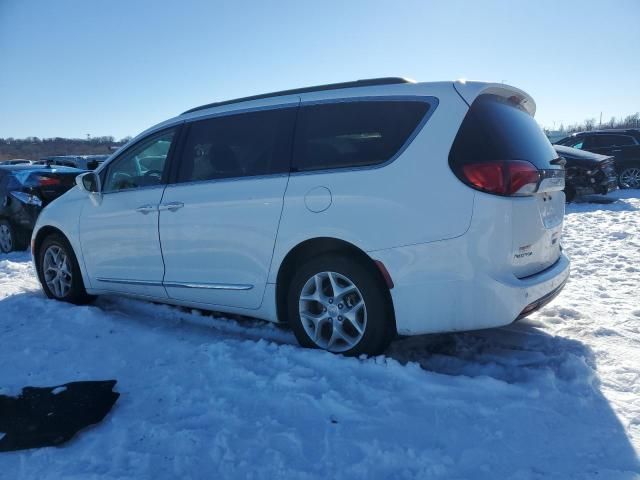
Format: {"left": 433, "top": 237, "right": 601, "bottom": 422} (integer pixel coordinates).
{"left": 32, "top": 78, "right": 570, "bottom": 355}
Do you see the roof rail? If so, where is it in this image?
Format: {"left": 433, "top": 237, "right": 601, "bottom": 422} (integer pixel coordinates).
{"left": 181, "top": 77, "right": 415, "bottom": 115}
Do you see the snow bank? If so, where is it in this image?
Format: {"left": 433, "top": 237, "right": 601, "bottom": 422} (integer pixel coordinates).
{"left": 0, "top": 191, "right": 639, "bottom": 479}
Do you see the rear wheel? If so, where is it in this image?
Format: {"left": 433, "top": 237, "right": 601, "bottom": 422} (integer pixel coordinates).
{"left": 287, "top": 254, "right": 393, "bottom": 356}
{"left": 618, "top": 166, "right": 640, "bottom": 189}
{"left": 0, "top": 219, "right": 25, "bottom": 253}
{"left": 37, "top": 233, "right": 95, "bottom": 304}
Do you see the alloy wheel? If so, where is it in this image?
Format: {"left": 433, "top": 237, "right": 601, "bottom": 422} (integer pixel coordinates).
{"left": 43, "top": 245, "right": 72, "bottom": 298}
{"left": 619, "top": 168, "right": 640, "bottom": 189}
{"left": 0, "top": 224, "right": 13, "bottom": 252}
{"left": 298, "top": 271, "right": 367, "bottom": 353}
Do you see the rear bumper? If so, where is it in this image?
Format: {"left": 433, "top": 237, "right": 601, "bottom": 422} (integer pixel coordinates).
{"left": 371, "top": 238, "right": 571, "bottom": 335}
{"left": 516, "top": 275, "right": 567, "bottom": 320}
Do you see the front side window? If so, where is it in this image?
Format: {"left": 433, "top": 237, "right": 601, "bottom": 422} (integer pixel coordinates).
{"left": 176, "top": 107, "right": 296, "bottom": 183}
{"left": 562, "top": 137, "right": 584, "bottom": 149}
{"left": 292, "top": 100, "right": 431, "bottom": 172}
{"left": 103, "top": 129, "right": 175, "bottom": 192}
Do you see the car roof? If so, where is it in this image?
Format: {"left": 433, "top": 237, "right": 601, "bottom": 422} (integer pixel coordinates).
{"left": 181, "top": 77, "right": 414, "bottom": 115}
{"left": 570, "top": 128, "right": 640, "bottom": 136}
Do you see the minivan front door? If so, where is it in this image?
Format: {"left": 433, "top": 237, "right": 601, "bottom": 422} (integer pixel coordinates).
{"left": 159, "top": 105, "right": 297, "bottom": 309}
{"left": 79, "top": 128, "right": 177, "bottom": 297}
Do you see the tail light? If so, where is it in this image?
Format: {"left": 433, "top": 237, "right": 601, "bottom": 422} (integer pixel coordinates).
{"left": 458, "top": 160, "right": 541, "bottom": 196}
{"left": 37, "top": 176, "right": 61, "bottom": 187}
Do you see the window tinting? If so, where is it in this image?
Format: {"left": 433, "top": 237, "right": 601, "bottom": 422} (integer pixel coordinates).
{"left": 292, "top": 100, "right": 430, "bottom": 172}
{"left": 561, "top": 137, "right": 585, "bottom": 149}
{"left": 449, "top": 94, "right": 557, "bottom": 170}
{"left": 103, "top": 129, "right": 175, "bottom": 192}
{"left": 176, "top": 107, "right": 296, "bottom": 183}
{"left": 591, "top": 135, "right": 636, "bottom": 147}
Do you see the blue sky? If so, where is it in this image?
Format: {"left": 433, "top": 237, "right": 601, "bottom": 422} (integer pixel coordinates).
{"left": 1, "top": 0, "right": 638, "bottom": 139}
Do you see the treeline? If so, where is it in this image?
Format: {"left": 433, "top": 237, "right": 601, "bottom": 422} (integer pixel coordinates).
{"left": 554, "top": 112, "right": 640, "bottom": 134}
{"left": 0, "top": 136, "right": 132, "bottom": 161}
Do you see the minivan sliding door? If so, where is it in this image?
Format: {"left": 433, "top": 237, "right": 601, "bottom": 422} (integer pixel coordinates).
{"left": 159, "top": 104, "right": 297, "bottom": 309}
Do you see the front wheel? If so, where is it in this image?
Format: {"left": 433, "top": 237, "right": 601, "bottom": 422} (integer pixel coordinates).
{"left": 618, "top": 166, "right": 640, "bottom": 189}
{"left": 287, "top": 254, "right": 394, "bottom": 356}
{"left": 37, "top": 233, "right": 95, "bottom": 304}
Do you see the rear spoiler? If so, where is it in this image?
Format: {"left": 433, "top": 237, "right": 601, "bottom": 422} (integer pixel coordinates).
{"left": 453, "top": 81, "right": 536, "bottom": 116}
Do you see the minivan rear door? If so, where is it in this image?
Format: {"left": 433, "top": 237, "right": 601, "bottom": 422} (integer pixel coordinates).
{"left": 158, "top": 102, "right": 298, "bottom": 309}
{"left": 451, "top": 84, "right": 565, "bottom": 278}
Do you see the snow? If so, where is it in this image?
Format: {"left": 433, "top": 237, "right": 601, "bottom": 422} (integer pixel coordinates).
{"left": 1, "top": 191, "right": 639, "bottom": 479}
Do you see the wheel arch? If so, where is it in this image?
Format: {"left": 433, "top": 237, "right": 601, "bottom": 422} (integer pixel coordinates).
{"left": 275, "top": 236, "right": 396, "bottom": 333}
{"left": 33, "top": 226, "right": 73, "bottom": 269}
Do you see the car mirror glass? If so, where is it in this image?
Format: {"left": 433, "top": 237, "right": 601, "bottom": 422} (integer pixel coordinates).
{"left": 76, "top": 172, "right": 100, "bottom": 194}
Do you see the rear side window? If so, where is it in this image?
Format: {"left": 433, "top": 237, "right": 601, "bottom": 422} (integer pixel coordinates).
{"left": 292, "top": 100, "right": 430, "bottom": 172}
{"left": 588, "top": 135, "right": 636, "bottom": 148}
{"left": 449, "top": 94, "right": 557, "bottom": 170}
{"left": 176, "top": 107, "right": 297, "bottom": 183}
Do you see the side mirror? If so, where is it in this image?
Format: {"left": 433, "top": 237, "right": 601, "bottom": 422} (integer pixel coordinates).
{"left": 76, "top": 172, "right": 100, "bottom": 193}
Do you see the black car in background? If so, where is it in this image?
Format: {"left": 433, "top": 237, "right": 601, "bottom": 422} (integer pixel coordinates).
{"left": 554, "top": 145, "right": 618, "bottom": 202}
{"left": 556, "top": 129, "right": 640, "bottom": 188}
{"left": 0, "top": 165, "right": 84, "bottom": 252}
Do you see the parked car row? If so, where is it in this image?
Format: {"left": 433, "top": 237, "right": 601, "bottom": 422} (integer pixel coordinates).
{"left": 1, "top": 155, "right": 110, "bottom": 170}
{"left": 40, "top": 155, "right": 109, "bottom": 170}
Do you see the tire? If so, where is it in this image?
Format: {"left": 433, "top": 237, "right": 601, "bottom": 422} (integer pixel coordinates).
{"left": 0, "top": 219, "right": 24, "bottom": 253}
{"left": 287, "top": 254, "right": 394, "bottom": 356}
{"left": 564, "top": 186, "right": 576, "bottom": 203}
{"left": 618, "top": 165, "right": 640, "bottom": 189}
{"left": 36, "top": 233, "right": 95, "bottom": 304}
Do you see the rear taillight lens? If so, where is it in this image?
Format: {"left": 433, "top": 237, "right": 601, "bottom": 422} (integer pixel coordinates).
{"left": 459, "top": 160, "right": 541, "bottom": 196}
{"left": 37, "top": 176, "right": 61, "bottom": 187}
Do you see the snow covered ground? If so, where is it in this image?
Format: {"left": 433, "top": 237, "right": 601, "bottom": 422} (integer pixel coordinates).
{"left": 0, "top": 191, "right": 639, "bottom": 479}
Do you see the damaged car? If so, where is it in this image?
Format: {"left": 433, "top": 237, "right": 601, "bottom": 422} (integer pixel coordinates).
{"left": 554, "top": 145, "right": 618, "bottom": 202}
{"left": 0, "top": 164, "right": 84, "bottom": 252}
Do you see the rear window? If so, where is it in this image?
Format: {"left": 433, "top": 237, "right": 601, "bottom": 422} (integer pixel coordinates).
{"left": 292, "top": 100, "right": 430, "bottom": 172}
{"left": 449, "top": 94, "right": 557, "bottom": 169}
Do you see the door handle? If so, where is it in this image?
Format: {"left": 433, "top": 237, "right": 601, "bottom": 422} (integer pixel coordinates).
{"left": 136, "top": 204, "right": 156, "bottom": 214}
{"left": 159, "top": 201, "right": 184, "bottom": 212}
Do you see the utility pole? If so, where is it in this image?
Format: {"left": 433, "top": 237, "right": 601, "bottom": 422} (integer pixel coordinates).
{"left": 599, "top": 112, "right": 602, "bottom": 128}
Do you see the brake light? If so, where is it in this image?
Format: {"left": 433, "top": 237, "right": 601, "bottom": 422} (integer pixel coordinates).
{"left": 460, "top": 160, "right": 540, "bottom": 196}
{"left": 37, "top": 176, "right": 61, "bottom": 187}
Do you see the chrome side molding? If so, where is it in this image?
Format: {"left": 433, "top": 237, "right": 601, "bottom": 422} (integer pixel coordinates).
{"left": 164, "top": 281, "right": 253, "bottom": 290}
{"left": 96, "top": 277, "right": 162, "bottom": 286}
{"left": 96, "top": 277, "right": 253, "bottom": 291}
